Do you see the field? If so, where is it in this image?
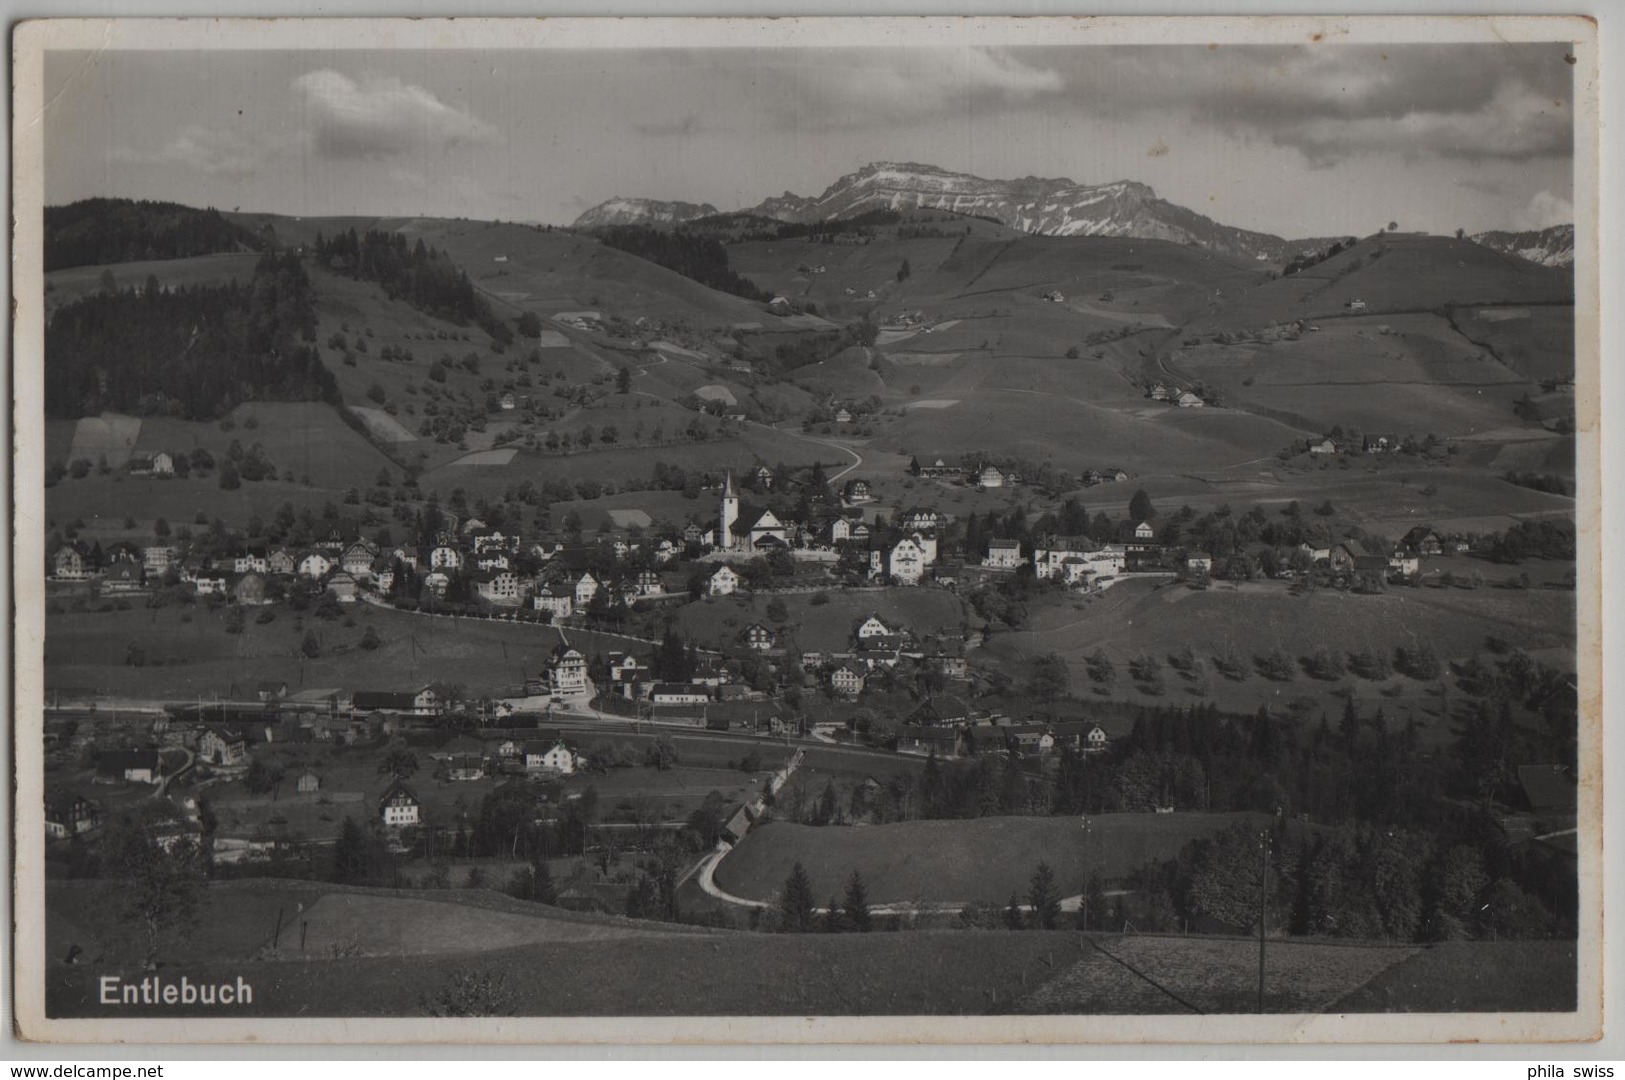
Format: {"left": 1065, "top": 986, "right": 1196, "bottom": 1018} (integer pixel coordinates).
{"left": 42, "top": 601, "right": 630, "bottom": 699}
{"left": 673, "top": 586, "right": 967, "bottom": 654}
{"left": 1328, "top": 939, "right": 1578, "bottom": 1012}
{"left": 990, "top": 572, "right": 1576, "bottom": 737}
{"left": 44, "top": 252, "right": 262, "bottom": 316}
{"left": 714, "top": 813, "right": 1283, "bottom": 905}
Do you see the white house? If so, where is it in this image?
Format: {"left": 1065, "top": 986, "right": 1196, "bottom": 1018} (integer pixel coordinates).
{"left": 983, "top": 538, "right": 1023, "bottom": 570}
{"left": 379, "top": 779, "right": 420, "bottom": 827}
{"left": 547, "top": 647, "right": 591, "bottom": 698}
{"left": 297, "top": 551, "right": 332, "bottom": 579}
{"left": 429, "top": 545, "right": 463, "bottom": 571}
{"left": 532, "top": 583, "right": 573, "bottom": 618}
{"left": 977, "top": 463, "right": 1006, "bottom": 489}
{"left": 707, "top": 564, "right": 740, "bottom": 597}
{"left": 855, "top": 614, "right": 893, "bottom": 640}
{"left": 573, "top": 571, "right": 600, "bottom": 608}
{"left": 524, "top": 740, "right": 577, "bottom": 774}
{"left": 1176, "top": 391, "right": 1205, "bottom": 408}
{"left": 888, "top": 537, "right": 927, "bottom": 585}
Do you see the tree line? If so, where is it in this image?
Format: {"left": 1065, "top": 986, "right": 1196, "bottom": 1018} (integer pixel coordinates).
{"left": 312, "top": 228, "right": 512, "bottom": 346}
{"left": 45, "top": 197, "right": 265, "bottom": 271}
{"left": 44, "top": 252, "right": 337, "bottom": 420}
{"left": 594, "top": 225, "right": 771, "bottom": 303}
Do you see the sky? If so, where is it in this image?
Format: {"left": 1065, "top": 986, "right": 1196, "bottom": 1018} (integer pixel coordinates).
{"left": 42, "top": 41, "right": 1575, "bottom": 238}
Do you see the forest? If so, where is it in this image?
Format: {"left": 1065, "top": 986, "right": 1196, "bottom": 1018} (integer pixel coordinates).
{"left": 313, "top": 228, "right": 513, "bottom": 345}
{"left": 44, "top": 198, "right": 265, "bottom": 271}
{"left": 595, "top": 225, "right": 771, "bottom": 303}
{"left": 44, "top": 252, "right": 338, "bottom": 420}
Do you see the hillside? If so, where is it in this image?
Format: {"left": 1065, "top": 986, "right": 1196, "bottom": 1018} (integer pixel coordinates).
{"left": 45, "top": 197, "right": 264, "bottom": 271}
{"left": 574, "top": 197, "right": 720, "bottom": 228}
{"left": 1471, "top": 224, "right": 1574, "bottom": 269}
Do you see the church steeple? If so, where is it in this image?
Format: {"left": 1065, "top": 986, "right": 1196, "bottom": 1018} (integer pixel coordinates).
{"left": 719, "top": 471, "right": 740, "bottom": 549}
{"left": 723, "top": 470, "right": 736, "bottom": 498}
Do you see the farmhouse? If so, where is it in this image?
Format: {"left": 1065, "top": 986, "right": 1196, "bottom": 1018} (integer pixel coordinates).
{"left": 743, "top": 623, "right": 777, "bottom": 651}
{"left": 834, "top": 408, "right": 853, "bottom": 424}
{"left": 707, "top": 565, "right": 740, "bottom": 597}
{"left": 499, "top": 391, "right": 517, "bottom": 411}
{"left": 843, "top": 479, "right": 873, "bottom": 503}
{"left": 295, "top": 769, "right": 321, "bottom": 794}
{"left": 854, "top": 614, "right": 894, "bottom": 640}
{"left": 573, "top": 571, "right": 600, "bottom": 608}
{"left": 830, "top": 663, "right": 867, "bottom": 696}
{"left": 899, "top": 509, "right": 943, "bottom": 532}
{"left": 143, "top": 545, "right": 177, "bottom": 574}
{"left": 1176, "top": 391, "right": 1205, "bottom": 408}
{"left": 447, "top": 754, "right": 486, "bottom": 781}
{"left": 1132, "top": 521, "right": 1156, "bottom": 542}
{"left": 326, "top": 571, "right": 360, "bottom": 603}
{"left": 983, "top": 538, "right": 1023, "bottom": 570}
{"left": 95, "top": 749, "right": 161, "bottom": 785}
{"left": 475, "top": 570, "right": 525, "bottom": 606}
{"left": 341, "top": 541, "right": 379, "bottom": 578}
{"left": 1308, "top": 438, "right": 1338, "bottom": 455}
{"left": 298, "top": 551, "right": 332, "bottom": 579}
{"left": 379, "top": 779, "right": 421, "bottom": 828}
{"left": 1185, "top": 551, "right": 1213, "bottom": 574}
{"left": 1389, "top": 549, "right": 1421, "bottom": 576}
{"left": 635, "top": 569, "right": 666, "bottom": 597}
{"left": 128, "top": 451, "right": 174, "bottom": 476}
{"left": 752, "top": 463, "right": 776, "bottom": 489}
{"left": 267, "top": 549, "right": 297, "bottom": 576}
{"left": 199, "top": 726, "right": 249, "bottom": 766}
{"left": 45, "top": 791, "right": 100, "bottom": 839}
{"left": 1402, "top": 526, "right": 1444, "bottom": 557}
{"left": 524, "top": 739, "right": 578, "bottom": 774}
{"left": 103, "top": 562, "right": 145, "bottom": 594}
{"left": 257, "top": 680, "right": 288, "bottom": 702}
{"left": 976, "top": 463, "right": 1006, "bottom": 489}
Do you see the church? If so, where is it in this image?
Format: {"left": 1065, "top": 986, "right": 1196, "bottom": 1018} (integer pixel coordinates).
{"left": 714, "top": 472, "right": 794, "bottom": 554}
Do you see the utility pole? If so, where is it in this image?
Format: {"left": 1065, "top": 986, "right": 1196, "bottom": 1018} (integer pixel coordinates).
{"left": 1257, "top": 832, "right": 1271, "bottom": 1014}
{"left": 1080, "top": 814, "right": 1091, "bottom": 932}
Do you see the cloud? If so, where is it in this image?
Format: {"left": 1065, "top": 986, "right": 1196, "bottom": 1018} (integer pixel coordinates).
{"left": 1512, "top": 189, "right": 1573, "bottom": 230}
{"left": 111, "top": 125, "right": 267, "bottom": 178}
{"left": 293, "top": 69, "right": 500, "bottom": 160}
{"left": 1036, "top": 43, "right": 1573, "bottom": 167}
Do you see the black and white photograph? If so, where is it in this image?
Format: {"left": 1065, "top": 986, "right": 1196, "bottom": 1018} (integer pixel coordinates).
{"left": 10, "top": 15, "right": 1602, "bottom": 1045}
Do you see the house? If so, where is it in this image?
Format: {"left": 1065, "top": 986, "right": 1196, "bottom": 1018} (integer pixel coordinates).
{"left": 199, "top": 726, "right": 249, "bottom": 766}
{"left": 104, "top": 540, "right": 142, "bottom": 565}
{"left": 1148, "top": 384, "right": 1171, "bottom": 401}
{"left": 1389, "top": 549, "right": 1421, "bottom": 576}
{"left": 379, "top": 779, "right": 421, "bottom": 827}
{"left": 128, "top": 451, "right": 174, "bottom": 476}
{"left": 1363, "top": 434, "right": 1393, "bottom": 453}
{"left": 447, "top": 754, "right": 486, "bottom": 781}
{"left": 1133, "top": 521, "right": 1156, "bottom": 542}
{"left": 422, "top": 570, "right": 451, "bottom": 598}
{"left": 326, "top": 570, "right": 360, "bottom": 602}
{"left": 1084, "top": 724, "right": 1110, "bottom": 753}
{"left": 707, "top": 564, "right": 740, "bottom": 597}
{"left": 1104, "top": 468, "right": 1130, "bottom": 483}
{"left": 743, "top": 623, "right": 776, "bottom": 651}
{"left": 475, "top": 570, "right": 524, "bottom": 606}
{"left": 1351, "top": 554, "right": 1390, "bottom": 584}
{"left": 257, "top": 680, "right": 289, "bottom": 703}
{"left": 142, "top": 545, "right": 177, "bottom": 574}
{"left": 843, "top": 478, "right": 873, "bottom": 503}
{"left": 499, "top": 391, "right": 517, "bottom": 411}
{"left": 651, "top": 683, "right": 711, "bottom": 706}
{"left": 900, "top": 509, "right": 942, "bottom": 532}
{"left": 829, "top": 663, "right": 867, "bottom": 696}
{"left": 295, "top": 769, "right": 321, "bottom": 794}
{"left": 1003, "top": 725, "right": 1056, "bottom": 756}
{"left": 532, "top": 582, "right": 573, "bottom": 618}
{"left": 1080, "top": 468, "right": 1104, "bottom": 486}
{"left": 372, "top": 559, "right": 396, "bottom": 593}
{"left": 635, "top": 569, "right": 666, "bottom": 597}
{"left": 193, "top": 570, "right": 229, "bottom": 596}
{"left": 1349, "top": 298, "right": 1368, "bottom": 312}
{"left": 848, "top": 522, "right": 871, "bottom": 544}
{"left": 573, "top": 571, "right": 600, "bottom": 608}
{"left": 910, "top": 456, "right": 961, "bottom": 481}
{"left": 45, "top": 791, "right": 100, "bottom": 839}
{"left": 266, "top": 549, "right": 297, "bottom": 576}
{"left": 102, "top": 562, "right": 145, "bottom": 594}
{"left": 231, "top": 572, "right": 268, "bottom": 606}
{"left": 96, "top": 749, "right": 161, "bottom": 785}
{"left": 1177, "top": 391, "right": 1205, "bottom": 408}
{"left": 547, "top": 647, "right": 591, "bottom": 698}
{"left": 1185, "top": 551, "right": 1213, "bottom": 574}
{"left": 52, "top": 545, "right": 87, "bottom": 581}
{"left": 298, "top": 551, "right": 332, "bottom": 579}
{"left": 1402, "top": 526, "right": 1444, "bottom": 557}
{"left": 983, "top": 538, "right": 1023, "bottom": 570}
{"left": 1308, "top": 438, "right": 1338, "bottom": 455}
{"left": 1326, "top": 544, "right": 1357, "bottom": 573}
{"left": 429, "top": 545, "right": 463, "bottom": 571}
{"left": 887, "top": 537, "right": 928, "bottom": 585}
{"left": 496, "top": 739, "right": 521, "bottom": 759}
{"left": 342, "top": 542, "right": 378, "bottom": 578}
{"left": 752, "top": 464, "right": 775, "bottom": 489}
{"left": 834, "top": 408, "right": 852, "bottom": 423}
{"left": 854, "top": 614, "right": 893, "bottom": 640}
{"left": 976, "top": 463, "right": 1005, "bottom": 489}
{"left": 768, "top": 295, "right": 793, "bottom": 315}
{"left": 524, "top": 740, "right": 577, "bottom": 774}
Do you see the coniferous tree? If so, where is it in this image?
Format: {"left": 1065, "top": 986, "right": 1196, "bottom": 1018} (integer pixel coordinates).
{"left": 779, "top": 861, "right": 816, "bottom": 933}
{"left": 843, "top": 870, "right": 873, "bottom": 933}
{"left": 1027, "top": 861, "right": 1062, "bottom": 930}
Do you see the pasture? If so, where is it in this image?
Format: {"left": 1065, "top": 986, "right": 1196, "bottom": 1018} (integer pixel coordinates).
{"left": 44, "top": 252, "right": 263, "bottom": 316}
{"left": 672, "top": 586, "right": 967, "bottom": 654}
{"left": 714, "top": 813, "right": 1283, "bottom": 905}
